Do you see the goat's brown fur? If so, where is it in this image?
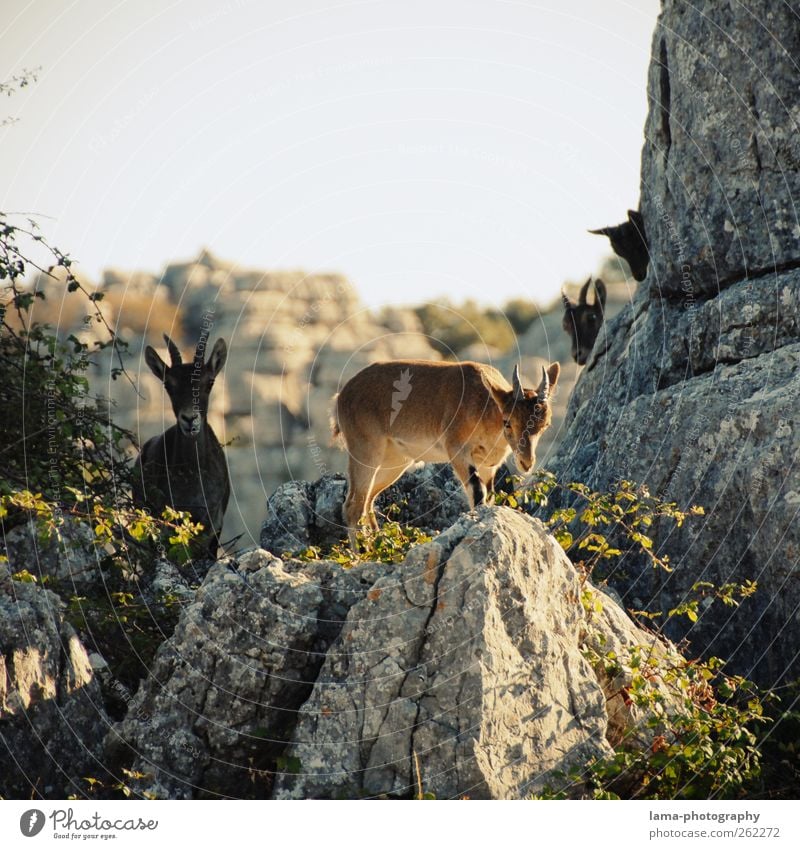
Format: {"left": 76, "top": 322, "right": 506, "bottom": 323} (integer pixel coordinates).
{"left": 333, "top": 359, "right": 559, "bottom": 546}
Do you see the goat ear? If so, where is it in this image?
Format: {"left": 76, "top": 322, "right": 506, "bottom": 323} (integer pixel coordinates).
{"left": 144, "top": 346, "right": 167, "bottom": 382}
{"left": 487, "top": 384, "right": 511, "bottom": 413}
{"left": 594, "top": 278, "right": 607, "bottom": 310}
{"left": 207, "top": 338, "right": 228, "bottom": 377}
{"left": 561, "top": 290, "right": 573, "bottom": 311}
{"left": 579, "top": 277, "right": 592, "bottom": 305}
{"left": 546, "top": 361, "right": 560, "bottom": 389}
{"left": 481, "top": 372, "right": 510, "bottom": 412}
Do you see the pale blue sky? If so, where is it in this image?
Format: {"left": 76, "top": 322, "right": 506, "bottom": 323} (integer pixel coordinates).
{"left": 1, "top": 0, "right": 660, "bottom": 308}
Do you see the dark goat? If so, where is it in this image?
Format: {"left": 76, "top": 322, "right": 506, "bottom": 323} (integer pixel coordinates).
{"left": 562, "top": 277, "right": 607, "bottom": 366}
{"left": 134, "top": 334, "right": 230, "bottom": 557}
{"left": 589, "top": 209, "right": 649, "bottom": 281}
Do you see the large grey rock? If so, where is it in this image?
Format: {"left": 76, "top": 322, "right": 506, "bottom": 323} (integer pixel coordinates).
{"left": 641, "top": 0, "right": 800, "bottom": 297}
{"left": 0, "top": 565, "right": 109, "bottom": 798}
{"left": 102, "top": 506, "right": 682, "bottom": 800}
{"left": 104, "top": 551, "right": 386, "bottom": 799}
{"left": 274, "top": 508, "right": 679, "bottom": 799}
{"left": 551, "top": 0, "right": 800, "bottom": 684}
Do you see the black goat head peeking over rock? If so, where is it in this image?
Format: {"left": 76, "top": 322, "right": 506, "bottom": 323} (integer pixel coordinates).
{"left": 134, "top": 333, "right": 230, "bottom": 558}
{"left": 589, "top": 209, "right": 649, "bottom": 282}
{"left": 562, "top": 277, "right": 607, "bottom": 366}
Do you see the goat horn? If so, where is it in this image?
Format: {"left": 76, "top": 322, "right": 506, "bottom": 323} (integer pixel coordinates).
{"left": 579, "top": 276, "right": 592, "bottom": 305}
{"left": 512, "top": 364, "right": 524, "bottom": 401}
{"left": 163, "top": 334, "right": 182, "bottom": 365}
{"left": 561, "top": 288, "right": 572, "bottom": 310}
{"left": 536, "top": 366, "right": 550, "bottom": 402}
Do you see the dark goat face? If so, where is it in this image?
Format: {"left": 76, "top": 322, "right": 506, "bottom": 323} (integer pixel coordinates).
{"left": 145, "top": 335, "right": 228, "bottom": 437}
{"left": 589, "top": 209, "right": 649, "bottom": 281}
{"left": 562, "top": 277, "right": 607, "bottom": 365}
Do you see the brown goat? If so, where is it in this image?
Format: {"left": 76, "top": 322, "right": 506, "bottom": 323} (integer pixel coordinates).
{"left": 562, "top": 277, "right": 607, "bottom": 366}
{"left": 332, "top": 359, "right": 560, "bottom": 546}
{"left": 133, "top": 334, "right": 230, "bottom": 558}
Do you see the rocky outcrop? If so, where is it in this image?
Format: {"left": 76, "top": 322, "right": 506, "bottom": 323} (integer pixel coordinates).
{"left": 104, "top": 552, "right": 387, "bottom": 799}
{"left": 107, "top": 507, "right": 682, "bottom": 799}
{"left": 640, "top": 1, "right": 800, "bottom": 297}
{"left": 551, "top": 0, "right": 800, "bottom": 684}
{"left": 0, "top": 565, "right": 109, "bottom": 798}
{"left": 274, "top": 508, "right": 608, "bottom": 799}
{"left": 260, "top": 465, "right": 469, "bottom": 555}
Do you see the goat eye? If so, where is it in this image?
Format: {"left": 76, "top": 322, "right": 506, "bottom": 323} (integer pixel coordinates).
{"left": 503, "top": 419, "right": 511, "bottom": 428}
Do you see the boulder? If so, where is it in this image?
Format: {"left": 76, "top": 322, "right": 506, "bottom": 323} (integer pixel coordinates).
{"left": 104, "top": 507, "right": 682, "bottom": 800}
{"left": 640, "top": 0, "right": 800, "bottom": 297}
{"left": 104, "top": 552, "right": 386, "bottom": 799}
{"left": 0, "top": 565, "right": 109, "bottom": 798}
{"left": 274, "top": 508, "right": 679, "bottom": 799}
{"left": 550, "top": 0, "right": 800, "bottom": 684}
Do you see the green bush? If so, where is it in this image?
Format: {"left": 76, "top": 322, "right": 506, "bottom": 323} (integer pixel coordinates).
{"left": 495, "top": 472, "right": 775, "bottom": 800}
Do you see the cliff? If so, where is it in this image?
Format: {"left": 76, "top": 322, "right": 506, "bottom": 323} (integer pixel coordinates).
{"left": 550, "top": 0, "right": 800, "bottom": 684}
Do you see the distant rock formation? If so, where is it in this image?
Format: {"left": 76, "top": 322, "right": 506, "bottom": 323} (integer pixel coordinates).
{"left": 551, "top": 0, "right": 800, "bottom": 685}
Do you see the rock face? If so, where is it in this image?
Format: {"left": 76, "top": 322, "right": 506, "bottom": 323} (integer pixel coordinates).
{"left": 104, "top": 551, "right": 387, "bottom": 799}
{"left": 0, "top": 565, "right": 108, "bottom": 798}
{"left": 275, "top": 508, "right": 615, "bottom": 799}
{"left": 551, "top": 0, "right": 800, "bottom": 684}
{"left": 640, "top": 1, "right": 800, "bottom": 297}
{"left": 107, "top": 507, "right": 681, "bottom": 799}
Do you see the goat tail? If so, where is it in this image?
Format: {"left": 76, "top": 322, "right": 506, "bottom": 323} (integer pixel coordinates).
{"left": 329, "top": 394, "right": 343, "bottom": 447}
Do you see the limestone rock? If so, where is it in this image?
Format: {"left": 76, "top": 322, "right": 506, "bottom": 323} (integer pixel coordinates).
{"left": 104, "top": 551, "right": 385, "bottom": 798}
{"left": 551, "top": 0, "right": 800, "bottom": 683}
{"left": 0, "top": 565, "right": 108, "bottom": 798}
{"left": 2, "top": 517, "right": 99, "bottom": 584}
{"left": 274, "top": 508, "right": 674, "bottom": 799}
{"left": 641, "top": 0, "right": 800, "bottom": 297}
{"left": 104, "top": 507, "right": 683, "bottom": 800}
